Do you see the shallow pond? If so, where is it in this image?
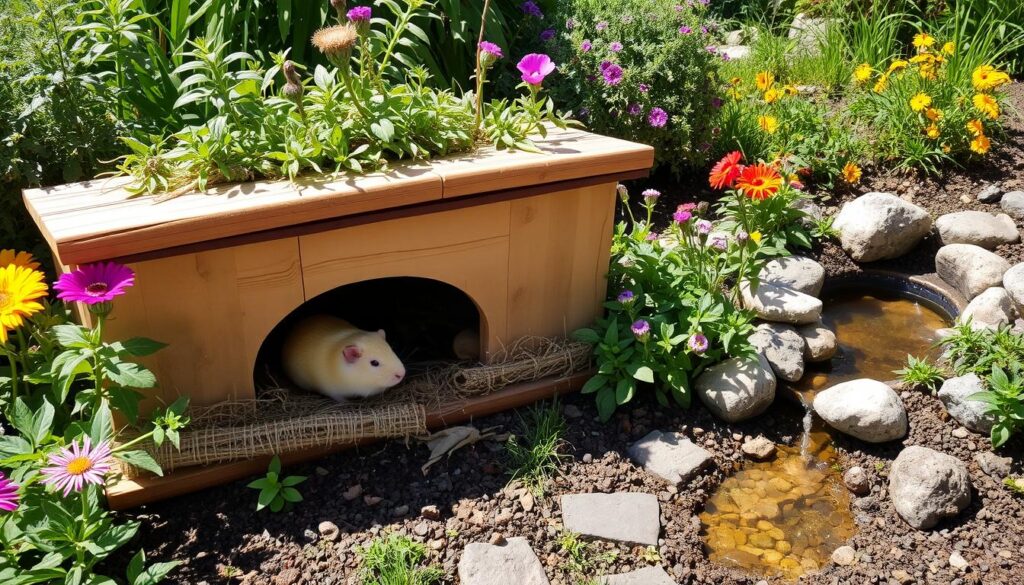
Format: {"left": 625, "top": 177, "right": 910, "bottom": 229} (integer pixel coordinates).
{"left": 701, "top": 292, "right": 950, "bottom": 580}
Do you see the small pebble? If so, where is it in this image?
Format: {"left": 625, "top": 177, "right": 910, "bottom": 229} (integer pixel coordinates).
{"left": 950, "top": 551, "right": 969, "bottom": 571}
{"left": 832, "top": 545, "right": 857, "bottom": 566}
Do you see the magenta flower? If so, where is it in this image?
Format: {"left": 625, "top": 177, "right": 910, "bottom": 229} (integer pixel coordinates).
{"left": 673, "top": 210, "right": 692, "bottom": 224}
{"left": 679, "top": 25, "right": 692, "bottom": 34}
{"left": 610, "top": 41, "right": 623, "bottom": 53}
{"left": 688, "top": 333, "right": 709, "bottom": 354}
{"left": 628, "top": 103, "right": 642, "bottom": 116}
{"left": 54, "top": 262, "right": 135, "bottom": 305}
{"left": 648, "top": 107, "right": 668, "bottom": 128}
{"left": 41, "top": 437, "right": 114, "bottom": 497}
{"left": 596, "top": 21, "right": 609, "bottom": 31}
{"left": 540, "top": 28, "right": 556, "bottom": 42}
{"left": 346, "top": 6, "right": 371, "bottom": 21}
{"left": 642, "top": 189, "right": 661, "bottom": 202}
{"left": 617, "top": 290, "right": 635, "bottom": 304}
{"left": 581, "top": 39, "right": 593, "bottom": 52}
{"left": 520, "top": 1, "right": 543, "bottom": 18}
{"left": 517, "top": 53, "right": 556, "bottom": 86}
{"left": 602, "top": 63, "right": 624, "bottom": 85}
{"left": 479, "top": 41, "right": 503, "bottom": 65}
{"left": 0, "top": 472, "right": 19, "bottom": 512}
{"left": 638, "top": 83, "right": 650, "bottom": 93}
{"left": 631, "top": 319, "right": 651, "bottom": 341}
{"left": 696, "top": 220, "right": 713, "bottom": 234}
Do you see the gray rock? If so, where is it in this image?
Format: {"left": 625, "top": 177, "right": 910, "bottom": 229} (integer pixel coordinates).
{"left": 759, "top": 256, "right": 826, "bottom": 296}
{"left": 725, "top": 29, "right": 745, "bottom": 46}
{"left": 950, "top": 551, "right": 969, "bottom": 571}
{"left": 798, "top": 321, "right": 838, "bottom": 362}
{"left": 317, "top": 521, "right": 339, "bottom": 542}
{"left": 935, "top": 211, "right": 1019, "bottom": 249}
{"left": 889, "top": 446, "right": 971, "bottom": 530}
{"left": 719, "top": 45, "right": 750, "bottom": 60}
{"left": 1003, "top": 262, "right": 1024, "bottom": 313}
{"left": 831, "top": 545, "right": 857, "bottom": 566}
{"left": 741, "top": 281, "right": 822, "bottom": 324}
{"left": 560, "top": 493, "right": 660, "bottom": 545}
{"left": 695, "top": 353, "right": 776, "bottom": 423}
{"left": 741, "top": 436, "right": 777, "bottom": 461}
{"left": 833, "top": 192, "right": 932, "bottom": 262}
{"left": 937, "top": 374, "right": 998, "bottom": 433}
{"left": 812, "top": 379, "right": 908, "bottom": 442}
{"left": 599, "top": 566, "right": 676, "bottom": 585}
{"left": 628, "top": 430, "right": 713, "bottom": 487}
{"left": 1000, "top": 191, "right": 1024, "bottom": 220}
{"left": 974, "top": 451, "right": 1012, "bottom": 478}
{"left": 958, "top": 287, "right": 1016, "bottom": 330}
{"left": 935, "top": 244, "right": 1011, "bottom": 300}
{"left": 458, "top": 537, "right": 550, "bottom": 585}
{"left": 749, "top": 323, "right": 806, "bottom": 382}
{"left": 843, "top": 466, "right": 871, "bottom": 495}
{"left": 977, "top": 184, "right": 1003, "bottom": 203}
{"left": 788, "top": 13, "right": 836, "bottom": 53}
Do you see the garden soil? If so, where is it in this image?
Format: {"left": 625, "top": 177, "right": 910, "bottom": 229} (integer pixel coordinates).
{"left": 116, "top": 84, "right": 1024, "bottom": 585}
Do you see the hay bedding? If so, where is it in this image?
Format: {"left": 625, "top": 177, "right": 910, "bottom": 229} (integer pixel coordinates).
{"left": 119, "top": 337, "right": 591, "bottom": 476}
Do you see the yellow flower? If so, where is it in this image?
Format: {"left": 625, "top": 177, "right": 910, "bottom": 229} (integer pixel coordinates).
{"left": 909, "top": 54, "right": 934, "bottom": 65}
{"left": 910, "top": 93, "right": 932, "bottom": 112}
{"left": 888, "top": 59, "right": 909, "bottom": 73}
{"left": 970, "top": 134, "right": 990, "bottom": 155}
{"left": 758, "top": 115, "right": 779, "bottom": 134}
{"left": 873, "top": 74, "right": 889, "bottom": 93}
{"left": 730, "top": 76, "right": 742, "bottom": 86}
{"left": 973, "top": 93, "right": 1000, "bottom": 119}
{"left": 763, "top": 88, "right": 780, "bottom": 104}
{"left": 782, "top": 85, "right": 798, "bottom": 97}
{"left": 755, "top": 71, "right": 774, "bottom": 92}
{"left": 727, "top": 87, "right": 743, "bottom": 101}
{"left": 966, "top": 119, "right": 984, "bottom": 136}
{"left": 972, "top": 65, "right": 1011, "bottom": 92}
{"left": 750, "top": 231, "right": 762, "bottom": 244}
{"left": 924, "top": 108, "right": 942, "bottom": 121}
{"left": 941, "top": 143, "right": 951, "bottom": 154}
{"left": 925, "top": 124, "right": 940, "bottom": 139}
{"left": 918, "top": 63, "right": 938, "bottom": 80}
{"left": 0, "top": 250, "right": 40, "bottom": 270}
{"left": 942, "top": 41, "right": 955, "bottom": 55}
{"left": 842, "top": 162, "right": 862, "bottom": 185}
{"left": 0, "top": 265, "right": 48, "bottom": 344}
{"left": 853, "top": 63, "right": 872, "bottom": 83}
{"left": 913, "top": 32, "right": 935, "bottom": 49}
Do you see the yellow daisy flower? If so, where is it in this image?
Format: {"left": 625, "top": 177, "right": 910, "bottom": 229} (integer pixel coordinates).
{"left": 755, "top": 71, "right": 774, "bottom": 92}
{"left": 782, "top": 85, "right": 798, "bottom": 97}
{"left": 913, "top": 32, "right": 935, "bottom": 49}
{"left": 924, "top": 108, "right": 942, "bottom": 122}
{"left": 972, "top": 65, "right": 1011, "bottom": 92}
{"left": 942, "top": 41, "right": 955, "bottom": 55}
{"left": 730, "top": 76, "right": 742, "bottom": 86}
{"left": 888, "top": 59, "right": 909, "bottom": 73}
{"left": 0, "top": 265, "right": 48, "bottom": 343}
{"left": 873, "top": 74, "right": 889, "bottom": 93}
{"left": 970, "top": 134, "right": 990, "bottom": 155}
{"left": 758, "top": 115, "right": 779, "bottom": 134}
{"left": 973, "top": 93, "right": 1000, "bottom": 119}
{"left": 749, "top": 231, "right": 762, "bottom": 244}
{"left": 0, "top": 250, "right": 40, "bottom": 270}
{"left": 925, "top": 124, "right": 940, "bottom": 139}
{"left": 853, "top": 63, "right": 872, "bottom": 83}
{"left": 910, "top": 93, "right": 932, "bottom": 112}
{"left": 966, "top": 119, "right": 984, "bottom": 136}
{"left": 763, "top": 88, "right": 780, "bottom": 104}
{"left": 842, "top": 162, "right": 862, "bottom": 184}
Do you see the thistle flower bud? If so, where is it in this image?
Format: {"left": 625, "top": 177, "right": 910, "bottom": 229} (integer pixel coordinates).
{"left": 331, "top": 0, "right": 347, "bottom": 21}
{"left": 282, "top": 60, "right": 304, "bottom": 107}
{"left": 617, "top": 184, "right": 629, "bottom": 203}
{"left": 697, "top": 201, "right": 709, "bottom": 215}
{"left": 312, "top": 23, "right": 359, "bottom": 70}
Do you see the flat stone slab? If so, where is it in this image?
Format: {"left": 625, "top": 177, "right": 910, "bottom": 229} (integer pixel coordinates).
{"left": 741, "top": 281, "right": 822, "bottom": 324}
{"left": 600, "top": 566, "right": 676, "bottom": 585}
{"left": 628, "top": 430, "right": 713, "bottom": 487}
{"left": 759, "top": 256, "right": 825, "bottom": 297}
{"left": 935, "top": 210, "right": 1019, "bottom": 249}
{"left": 458, "top": 537, "right": 550, "bottom": 585}
{"left": 561, "top": 493, "right": 660, "bottom": 545}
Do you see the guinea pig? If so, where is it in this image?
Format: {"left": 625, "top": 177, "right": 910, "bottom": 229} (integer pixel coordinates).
{"left": 282, "top": 316, "right": 406, "bottom": 401}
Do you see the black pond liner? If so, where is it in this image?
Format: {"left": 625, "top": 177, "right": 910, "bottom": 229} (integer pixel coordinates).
{"left": 819, "top": 270, "right": 962, "bottom": 322}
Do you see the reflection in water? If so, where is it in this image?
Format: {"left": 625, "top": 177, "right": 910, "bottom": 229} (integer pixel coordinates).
{"left": 701, "top": 293, "right": 949, "bottom": 580}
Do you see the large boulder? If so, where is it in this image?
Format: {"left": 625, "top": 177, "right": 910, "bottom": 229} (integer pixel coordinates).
{"left": 812, "top": 379, "right": 908, "bottom": 442}
{"left": 889, "top": 446, "right": 971, "bottom": 530}
{"left": 833, "top": 193, "right": 932, "bottom": 262}
{"left": 759, "top": 256, "right": 826, "bottom": 297}
{"left": 935, "top": 211, "right": 1019, "bottom": 249}
{"left": 1000, "top": 191, "right": 1024, "bottom": 220}
{"left": 1003, "top": 262, "right": 1024, "bottom": 313}
{"left": 788, "top": 13, "right": 836, "bottom": 53}
{"left": 741, "top": 281, "right": 822, "bottom": 324}
{"left": 628, "top": 430, "right": 713, "bottom": 487}
{"left": 695, "top": 353, "right": 776, "bottom": 423}
{"left": 935, "top": 244, "right": 1011, "bottom": 300}
{"left": 458, "top": 537, "right": 550, "bottom": 585}
{"left": 958, "top": 287, "right": 1016, "bottom": 330}
{"left": 797, "top": 321, "right": 838, "bottom": 362}
{"left": 937, "top": 374, "right": 998, "bottom": 433}
{"left": 749, "top": 323, "right": 806, "bottom": 382}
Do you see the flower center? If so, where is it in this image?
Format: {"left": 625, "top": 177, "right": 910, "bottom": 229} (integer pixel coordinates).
{"left": 85, "top": 282, "right": 109, "bottom": 296}
{"left": 750, "top": 178, "right": 765, "bottom": 187}
{"left": 65, "top": 456, "right": 93, "bottom": 476}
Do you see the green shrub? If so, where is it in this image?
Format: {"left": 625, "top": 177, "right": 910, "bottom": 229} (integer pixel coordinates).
{"left": 971, "top": 365, "right": 1024, "bottom": 449}
{"left": 357, "top": 533, "right": 443, "bottom": 585}
{"left": 895, "top": 353, "right": 946, "bottom": 393}
{"left": 505, "top": 401, "right": 568, "bottom": 495}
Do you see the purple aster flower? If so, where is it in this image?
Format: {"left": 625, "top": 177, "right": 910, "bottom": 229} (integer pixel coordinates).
{"left": 701, "top": 25, "right": 709, "bottom": 35}
{"left": 711, "top": 96, "right": 723, "bottom": 108}
{"left": 517, "top": 53, "right": 556, "bottom": 85}
{"left": 700, "top": 0, "right": 710, "bottom": 5}
{"left": 540, "top": 28, "right": 556, "bottom": 42}
{"left": 642, "top": 188, "right": 661, "bottom": 202}
{"left": 596, "top": 21, "right": 608, "bottom": 31}
{"left": 631, "top": 319, "right": 651, "bottom": 341}
{"left": 673, "top": 210, "right": 692, "bottom": 224}
{"left": 346, "top": 6, "right": 372, "bottom": 21}
{"left": 679, "top": 25, "right": 692, "bottom": 34}
{"left": 520, "top": 1, "right": 543, "bottom": 18}
{"left": 627, "top": 103, "right": 642, "bottom": 116}
{"left": 478, "top": 41, "right": 503, "bottom": 64}
{"left": 581, "top": 39, "right": 593, "bottom": 52}
{"left": 688, "top": 333, "right": 709, "bottom": 354}
{"left": 721, "top": 53, "right": 732, "bottom": 62}
{"left": 675, "top": 4, "right": 685, "bottom": 11}
{"left": 648, "top": 107, "right": 668, "bottom": 128}
{"left": 40, "top": 437, "right": 114, "bottom": 497}
{"left": 617, "top": 290, "right": 635, "bottom": 304}
{"left": 638, "top": 83, "right": 650, "bottom": 93}
{"left": 610, "top": 41, "right": 623, "bottom": 52}
{"left": 705, "top": 45, "right": 718, "bottom": 53}
{"left": 0, "top": 472, "right": 19, "bottom": 512}
{"left": 736, "top": 230, "right": 749, "bottom": 243}
{"left": 710, "top": 235, "right": 728, "bottom": 250}
{"left": 602, "top": 63, "right": 624, "bottom": 85}
{"left": 696, "top": 219, "right": 712, "bottom": 234}
{"left": 55, "top": 262, "right": 135, "bottom": 305}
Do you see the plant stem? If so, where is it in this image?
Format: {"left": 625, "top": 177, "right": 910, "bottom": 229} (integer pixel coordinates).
{"left": 340, "top": 68, "right": 372, "bottom": 120}
{"left": 473, "top": 0, "right": 493, "bottom": 135}
{"left": 2, "top": 345, "right": 19, "bottom": 415}
{"left": 376, "top": 3, "right": 416, "bottom": 84}
{"left": 113, "top": 428, "right": 156, "bottom": 452}
{"left": 91, "top": 315, "right": 107, "bottom": 416}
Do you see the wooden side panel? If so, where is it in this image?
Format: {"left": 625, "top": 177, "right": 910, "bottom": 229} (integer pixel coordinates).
{"left": 298, "top": 203, "right": 512, "bottom": 360}
{"left": 505, "top": 183, "right": 616, "bottom": 342}
{"left": 102, "top": 238, "right": 304, "bottom": 407}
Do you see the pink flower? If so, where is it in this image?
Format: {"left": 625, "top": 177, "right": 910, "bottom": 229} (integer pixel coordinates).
{"left": 55, "top": 262, "right": 135, "bottom": 305}
{"left": 688, "top": 333, "right": 709, "bottom": 354}
{"left": 517, "top": 53, "right": 556, "bottom": 86}
{"left": 648, "top": 107, "right": 668, "bottom": 128}
{"left": 581, "top": 39, "right": 593, "bottom": 52}
{"left": 631, "top": 319, "right": 651, "bottom": 341}
{"left": 41, "top": 436, "right": 114, "bottom": 497}
{"left": 610, "top": 41, "right": 623, "bottom": 52}
{"left": 673, "top": 210, "right": 692, "bottom": 224}
{"left": 478, "top": 41, "right": 504, "bottom": 60}
{"left": 0, "top": 472, "right": 19, "bottom": 512}
{"left": 602, "top": 63, "right": 624, "bottom": 85}
{"left": 638, "top": 83, "right": 650, "bottom": 93}
{"left": 346, "top": 6, "right": 371, "bottom": 21}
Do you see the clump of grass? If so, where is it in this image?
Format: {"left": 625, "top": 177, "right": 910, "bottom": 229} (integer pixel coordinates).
{"left": 505, "top": 400, "right": 569, "bottom": 495}
{"left": 895, "top": 354, "right": 946, "bottom": 393}
{"left": 558, "top": 530, "right": 618, "bottom": 582}
{"left": 357, "top": 533, "right": 442, "bottom": 585}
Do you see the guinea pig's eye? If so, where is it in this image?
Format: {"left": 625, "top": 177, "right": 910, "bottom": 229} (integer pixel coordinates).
{"left": 370, "top": 360, "right": 380, "bottom": 367}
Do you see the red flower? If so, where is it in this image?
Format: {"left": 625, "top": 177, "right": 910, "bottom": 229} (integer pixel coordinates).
{"left": 709, "top": 151, "right": 743, "bottom": 190}
{"left": 736, "top": 163, "right": 783, "bottom": 200}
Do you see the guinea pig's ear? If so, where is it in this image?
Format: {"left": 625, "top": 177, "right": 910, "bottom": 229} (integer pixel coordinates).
{"left": 377, "top": 329, "right": 386, "bottom": 339}
{"left": 343, "top": 344, "right": 363, "bottom": 364}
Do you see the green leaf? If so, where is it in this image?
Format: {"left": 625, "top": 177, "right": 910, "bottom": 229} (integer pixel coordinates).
{"left": 52, "top": 325, "right": 91, "bottom": 349}
{"left": 85, "top": 522, "right": 139, "bottom": 558}
{"left": 581, "top": 375, "right": 607, "bottom": 395}
{"left": 370, "top": 119, "right": 395, "bottom": 142}
{"left": 280, "top": 487, "right": 303, "bottom": 503}
{"left": 632, "top": 366, "right": 655, "bottom": 384}
{"left": 29, "top": 399, "right": 55, "bottom": 448}
{"left": 102, "top": 360, "right": 157, "bottom": 389}
{"left": 573, "top": 328, "right": 601, "bottom": 344}
{"left": 614, "top": 378, "right": 634, "bottom": 405}
{"left": 91, "top": 402, "right": 114, "bottom": 444}
{"left": 280, "top": 475, "right": 307, "bottom": 487}
{"left": 119, "top": 338, "right": 168, "bottom": 357}
{"left": 116, "top": 450, "right": 164, "bottom": 477}
{"left": 595, "top": 387, "right": 617, "bottom": 422}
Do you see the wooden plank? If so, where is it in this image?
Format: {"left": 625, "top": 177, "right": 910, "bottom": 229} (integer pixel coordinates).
{"left": 106, "top": 372, "right": 590, "bottom": 510}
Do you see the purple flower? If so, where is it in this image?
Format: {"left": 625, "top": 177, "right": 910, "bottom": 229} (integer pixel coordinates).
{"left": 0, "top": 472, "right": 19, "bottom": 512}
{"left": 645, "top": 232, "right": 659, "bottom": 241}
{"left": 578, "top": 107, "right": 590, "bottom": 120}
{"left": 55, "top": 262, "right": 135, "bottom": 305}
{"left": 346, "top": 6, "right": 372, "bottom": 21}
{"left": 673, "top": 210, "right": 692, "bottom": 224}
{"left": 711, "top": 96, "right": 723, "bottom": 108}
{"left": 596, "top": 21, "right": 609, "bottom": 31}
{"left": 581, "top": 39, "right": 593, "bottom": 52}
{"left": 638, "top": 83, "right": 650, "bottom": 93}
{"left": 478, "top": 41, "right": 503, "bottom": 61}
{"left": 710, "top": 235, "right": 728, "bottom": 250}
{"left": 566, "top": 18, "right": 576, "bottom": 29}
{"left": 696, "top": 219, "right": 712, "bottom": 234}
{"left": 517, "top": 53, "right": 556, "bottom": 85}
{"left": 627, "top": 103, "right": 642, "bottom": 116}
{"left": 520, "top": 1, "right": 543, "bottom": 18}
{"left": 700, "top": 25, "right": 709, "bottom": 35}
{"left": 642, "top": 188, "right": 661, "bottom": 202}
{"left": 540, "top": 28, "right": 556, "bottom": 42}
{"left": 602, "top": 63, "right": 624, "bottom": 85}
{"left": 609, "top": 41, "right": 623, "bottom": 52}
{"left": 705, "top": 45, "right": 718, "bottom": 53}
{"left": 721, "top": 53, "right": 732, "bottom": 62}
{"left": 40, "top": 437, "right": 114, "bottom": 497}
{"left": 736, "top": 230, "right": 749, "bottom": 243}
{"left": 679, "top": 25, "right": 692, "bottom": 34}
{"left": 631, "top": 319, "right": 651, "bottom": 341}
{"left": 617, "top": 290, "right": 635, "bottom": 304}
{"left": 688, "top": 333, "right": 709, "bottom": 354}
{"left": 648, "top": 107, "right": 668, "bottom": 128}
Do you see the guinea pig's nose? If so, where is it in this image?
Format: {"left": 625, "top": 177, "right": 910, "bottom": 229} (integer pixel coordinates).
{"left": 394, "top": 370, "right": 405, "bottom": 381}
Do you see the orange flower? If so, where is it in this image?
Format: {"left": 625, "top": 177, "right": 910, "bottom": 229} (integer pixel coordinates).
{"left": 0, "top": 250, "right": 40, "bottom": 270}
{"left": 970, "top": 134, "right": 990, "bottom": 155}
{"left": 709, "top": 151, "right": 744, "bottom": 190}
{"left": 842, "top": 162, "right": 862, "bottom": 184}
{"left": 735, "top": 163, "right": 783, "bottom": 200}
{"left": 966, "top": 119, "right": 984, "bottom": 136}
